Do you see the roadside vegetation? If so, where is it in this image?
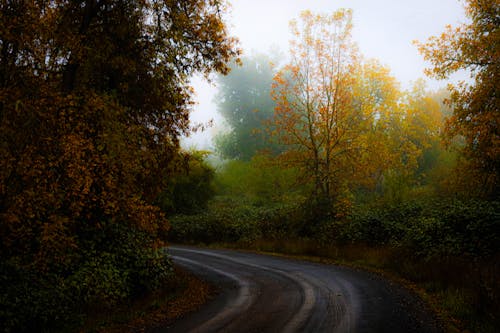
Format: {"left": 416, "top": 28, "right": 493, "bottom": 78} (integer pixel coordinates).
{"left": 0, "top": 1, "right": 238, "bottom": 332}
{"left": 168, "top": 2, "right": 499, "bottom": 332}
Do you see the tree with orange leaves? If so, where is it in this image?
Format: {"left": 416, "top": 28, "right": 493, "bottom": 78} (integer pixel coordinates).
{"left": 416, "top": 0, "right": 499, "bottom": 198}
{"left": 0, "top": 1, "right": 239, "bottom": 330}
{"left": 272, "top": 9, "right": 367, "bottom": 215}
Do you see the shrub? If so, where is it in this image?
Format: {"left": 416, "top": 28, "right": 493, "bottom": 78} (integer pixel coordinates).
{"left": 333, "top": 199, "right": 499, "bottom": 259}
{"left": 335, "top": 202, "right": 422, "bottom": 245}
{"left": 169, "top": 199, "right": 305, "bottom": 244}
{"left": 405, "top": 200, "right": 500, "bottom": 258}
{"left": 157, "top": 151, "right": 215, "bottom": 215}
{"left": 0, "top": 222, "right": 173, "bottom": 333}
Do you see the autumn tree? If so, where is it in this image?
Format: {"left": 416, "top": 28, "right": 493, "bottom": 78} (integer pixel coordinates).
{"left": 350, "top": 60, "right": 403, "bottom": 193}
{"left": 271, "top": 10, "right": 365, "bottom": 215}
{"left": 379, "top": 80, "right": 446, "bottom": 202}
{"left": 0, "top": 0, "right": 238, "bottom": 331}
{"left": 417, "top": 0, "right": 499, "bottom": 198}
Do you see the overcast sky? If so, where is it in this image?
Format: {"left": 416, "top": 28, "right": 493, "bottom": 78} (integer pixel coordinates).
{"left": 184, "top": 0, "right": 468, "bottom": 149}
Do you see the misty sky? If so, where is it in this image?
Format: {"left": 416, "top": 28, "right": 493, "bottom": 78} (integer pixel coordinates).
{"left": 184, "top": 0, "right": 468, "bottom": 149}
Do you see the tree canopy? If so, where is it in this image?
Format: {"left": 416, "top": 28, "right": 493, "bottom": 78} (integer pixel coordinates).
{"left": 0, "top": 1, "right": 238, "bottom": 331}
{"left": 215, "top": 53, "right": 280, "bottom": 160}
{"left": 271, "top": 10, "right": 359, "bottom": 213}
{"left": 417, "top": 0, "right": 499, "bottom": 197}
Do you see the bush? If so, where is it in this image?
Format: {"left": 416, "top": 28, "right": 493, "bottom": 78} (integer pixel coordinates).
{"left": 170, "top": 193, "right": 499, "bottom": 261}
{"left": 0, "top": 263, "right": 77, "bottom": 333}
{"left": 169, "top": 206, "right": 261, "bottom": 244}
{"left": 0, "top": 222, "right": 173, "bottom": 333}
{"left": 335, "top": 202, "right": 422, "bottom": 245}
{"left": 404, "top": 200, "right": 500, "bottom": 258}
{"left": 333, "top": 199, "right": 499, "bottom": 258}
{"left": 157, "top": 151, "right": 215, "bottom": 215}
{"left": 169, "top": 199, "right": 305, "bottom": 244}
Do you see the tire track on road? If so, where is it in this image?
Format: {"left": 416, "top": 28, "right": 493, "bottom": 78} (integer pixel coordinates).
{"left": 171, "top": 256, "right": 254, "bottom": 333}
{"left": 171, "top": 247, "right": 316, "bottom": 332}
{"left": 166, "top": 246, "right": 443, "bottom": 333}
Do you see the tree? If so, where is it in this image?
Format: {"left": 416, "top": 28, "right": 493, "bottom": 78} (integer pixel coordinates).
{"left": 350, "top": 59, "right": 403, "bottom": 192}
{"left": 379, "top": 80, "right": 446, "bottom": 202}
{"left": 157, "top": 150, "right": 215, "bottom": 215}
{"left": 404, "top": 81, "right": 444, "bottom": 177}
{"left": 215, "top": 53, "right": 280, "bottom": 160}
{"left": 0, "top": 1, "right": 238, "bottom": 330}
{"left": 416, "top": 0, "right": 499, "bottom": 197}
{"left": 271, "top": 10, "right": 362, "bottom": 214}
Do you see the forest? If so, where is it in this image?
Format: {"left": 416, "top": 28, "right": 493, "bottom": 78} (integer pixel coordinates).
{"left": 0, "top": 0, "right": 498, "bottom": 332}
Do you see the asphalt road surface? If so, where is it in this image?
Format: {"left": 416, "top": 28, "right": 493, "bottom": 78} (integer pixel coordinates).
{"left": 161, "top": 246, "right": 442, "bottom": 333}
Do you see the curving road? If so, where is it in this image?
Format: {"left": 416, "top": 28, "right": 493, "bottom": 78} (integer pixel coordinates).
{"left": 160, "top": 246, "right": 442, "bottom": 333}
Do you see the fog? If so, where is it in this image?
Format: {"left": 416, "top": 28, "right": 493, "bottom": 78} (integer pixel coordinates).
{"left": 184, "top": 0, "right": 468, "bottom": 149}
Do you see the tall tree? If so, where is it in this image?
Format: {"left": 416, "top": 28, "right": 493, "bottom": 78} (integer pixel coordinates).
{"left": 271, "top": 10, "right": 361, "bottom": 214}
{"left": 380, "top": 80, "right": 446, "bottom": 202}
{"left": 0, "top": 1, "right": 238, "bottom": 330}
{"left": 350, "top": 59, "right": 403, "bottom": 191}
{"left": 417, "top": 0, "right": 499, "bottom": 197}
{"left": 215, "top": 53, "right": 279, "bottom": 160}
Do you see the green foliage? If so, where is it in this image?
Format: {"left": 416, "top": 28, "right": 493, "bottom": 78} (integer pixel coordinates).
{"left": 169, "top": 200, "right": 305, "bottom": 244}
{"left": 0, "top": 263, "right": 75, "bottom": 333}
{"left": 157, "top": 151, "right": 215, "bottom": 215}
{"left": 405, "top": 200, "right": 500, "bottom": 258}
{"left": 214, "top": 154, "right": 304, "bottom": 206}
{"left": 169, "top": 155, "right": 307, "bottom": 243}
{"left": 335, "top": 199, "right": 500, "bottom": 258}
{"left": 169, "top": 206, "right": 261, "bottom": 244}
{"left": 0, "top": 223, "right": 173, "bottom": 333}
{"left": 215, "top": 53, "right": 282, "bottom": 160}
{"left": 336, "top": 202, "right": 421, "bottom": 245}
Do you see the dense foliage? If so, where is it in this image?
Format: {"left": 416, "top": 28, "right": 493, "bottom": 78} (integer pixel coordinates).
{"left": 417, "top": 0, "right": 499, "bottom": 197}
{"left": 0, "top": 0, "right": 238, "bottom": 331}
{"left": 157, "top": 151, "right": 216, "bottom": 215}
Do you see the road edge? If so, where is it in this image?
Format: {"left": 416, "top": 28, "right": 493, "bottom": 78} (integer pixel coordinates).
{"left": 173, "top": 243, "right": 458, "bottom": 333}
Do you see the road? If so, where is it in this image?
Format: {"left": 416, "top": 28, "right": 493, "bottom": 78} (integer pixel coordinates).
{"left": 161, "top": 246, "right": 442, "bottom": 333}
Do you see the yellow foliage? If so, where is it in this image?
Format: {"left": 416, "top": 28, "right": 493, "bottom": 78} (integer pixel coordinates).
{"left": 416, "top": 0, "right": 499, "bottom": 197}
